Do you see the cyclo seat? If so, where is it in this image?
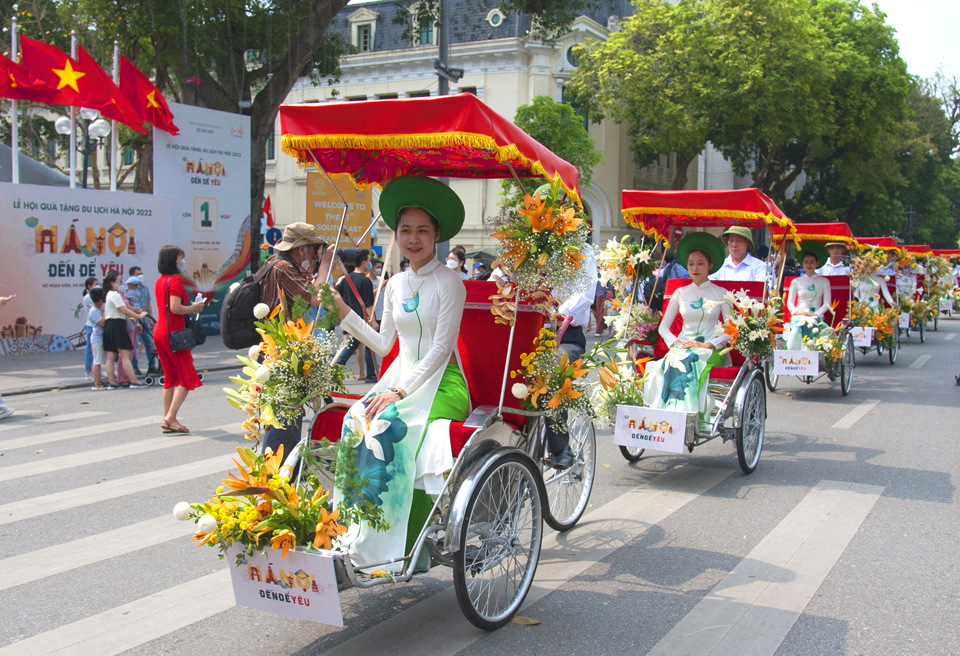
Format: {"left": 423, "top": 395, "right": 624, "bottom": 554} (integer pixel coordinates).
{"left": 653, "top": 279, "right": 767, "bottom": 380}
{"left": 782, "top": 275, "right": 850, "bottom": 327}
{"left": 310, "top": 280, "right": 545, "bottom": 457}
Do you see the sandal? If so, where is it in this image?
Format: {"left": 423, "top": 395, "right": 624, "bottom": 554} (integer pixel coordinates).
{"left": 161, "top": 421, "right": 190, "bottom": 434}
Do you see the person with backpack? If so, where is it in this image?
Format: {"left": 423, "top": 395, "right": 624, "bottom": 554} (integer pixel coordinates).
{"left": 643, "top": 249, "right": 689, "bottom": 312}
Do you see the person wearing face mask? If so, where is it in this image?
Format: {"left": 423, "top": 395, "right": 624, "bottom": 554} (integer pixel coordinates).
{"left": 445, "top": 249, "right": 469, "bottom": 280}
{"left": 259, "top": 222, "right": 333, "bottom": 318}
{"left": 334, "top": 248, "right": 377, "bottom": 383}
{"left": 102, "top": 270, "right": 149, "bottom": 389}
{"left": 125, "top": 267, "right": 158, "bottom": 376}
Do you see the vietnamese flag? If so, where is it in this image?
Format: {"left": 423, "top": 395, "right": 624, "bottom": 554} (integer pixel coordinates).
{"left": 0, "top": 52, "right": 60, "bottom": 102}
{"left": 263, "top": 196, "right": 274, "bottom": 227}
{"left": 18, "top": 37, "right": 147, "bottom": 132}
{"left": 118, "top": 55, "right": 179, "bottom": 135}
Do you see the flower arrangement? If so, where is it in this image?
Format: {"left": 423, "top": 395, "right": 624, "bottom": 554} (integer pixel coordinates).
{"left": 850, "top": 250, "right": 886, "bottom": 278}
{"left": 226, "top": 295, "right": 346, "bottom": 443}
{"left": 896, "top": 250, "right": 916, "bottom": 271}
{"left": 509, "top": 327, "right": 592, "bottom": 430}
{"left": 802, "top": 326, "right": 844, "bottom": 371}
{"left": 605, "top": 299, "right": 661, "bottom": 345}
{"left": 719, "top": 291, "right": 783, "bottom": 357}
{"left": 849, "top": 300, "right": 897, "bottom": 347}
{"left": 487, "top": 179, "right": 591, "bottom": 295}
{"left": 588, "top": 350, "right": 653, "bottom": 427}
{"left": 924, "top": 256, "right": 953, "bottom": 300}
{"left": 174, "top": 445, "right": 386, "bottom": 564}
{"left": 595, "top": 236, "right": 657, "bottom": 300}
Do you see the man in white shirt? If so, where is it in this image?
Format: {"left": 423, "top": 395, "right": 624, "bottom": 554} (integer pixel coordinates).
{"left": 878, "top": 250, "right": 898, "bottom": 276}
{"left": 816, "top": 242, "right": 851, "bottom": 276}
{"left": 710, "top": 226, "right": 768, "bottom": 282}
{"left": 547, "top": 245, "right": 598, "bottom": 469}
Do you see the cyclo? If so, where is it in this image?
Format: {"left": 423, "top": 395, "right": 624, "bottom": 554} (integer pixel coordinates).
{"left": 932, "top": 249, "right": 960, "bottom": 319}
{"left": 904, "top": 244, "right": 938, "bottom": 333}
{"left": 860, "top": 237, "right": 924, "bottom": 343}
{"left": 764, "top": 222, "right": 856, "bottom": 396}
{"left": 276, "top": 93, "right": 596, "bottom": 630}
{"left": 616, "top": 189, "right": 797, "bottom": 474}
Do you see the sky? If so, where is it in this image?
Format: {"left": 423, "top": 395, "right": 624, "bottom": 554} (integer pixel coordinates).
{"left": 852, "top": 0, "right": 956, "bottom": 80}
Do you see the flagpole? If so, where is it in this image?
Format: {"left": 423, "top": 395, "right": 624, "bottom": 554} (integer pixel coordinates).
{"left": 110, "top": 40, "right": 118, "bottom": 192}
{"left": 10, "top": 18, "right": 18, "bottom": 185}
{"left": 69, "top": 31, "right": 77, "bottom": 189}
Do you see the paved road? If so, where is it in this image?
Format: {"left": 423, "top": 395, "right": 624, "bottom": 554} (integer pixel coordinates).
{"left": 0, "top": 320, "right": 958, "bottom": 655}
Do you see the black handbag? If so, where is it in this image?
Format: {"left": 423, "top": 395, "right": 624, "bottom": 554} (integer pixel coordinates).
{"left": 166, "top": 279, "right": 206, "bottom": 352}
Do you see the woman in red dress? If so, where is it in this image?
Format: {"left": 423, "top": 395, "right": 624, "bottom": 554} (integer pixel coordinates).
{"left": 154, "top": 245, "right": 205, "bottom": 433}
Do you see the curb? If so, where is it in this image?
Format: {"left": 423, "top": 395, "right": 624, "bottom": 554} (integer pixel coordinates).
{"left": 2, "top": 363, "right": 240, "bottom": 397}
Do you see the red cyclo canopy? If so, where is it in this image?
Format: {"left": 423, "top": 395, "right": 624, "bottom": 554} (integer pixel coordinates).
{"left": 857, "top": 236, "right": 900, "bottom": 251}
{"left": 903, "top": 244, "right": 933, "bottom": 255}
{"left": 279, "top": 93, "right": 581, "bottom": 203}
{"left": 620, "top": 188, "right": 797, "bottom": 246}
{"left": 771, "top": 222, "right": 857, "bottom": 246}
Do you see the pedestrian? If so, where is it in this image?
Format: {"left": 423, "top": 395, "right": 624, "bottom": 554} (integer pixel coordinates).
{"left": 593, "top": 277, "right": 608, "bottom": 335}
{"left": 81, "top": 277, "right": 98, "bottom": 381}
{"left": 471, "top": 262, "right": 490, "bottom": 280}
{"left": 102, "top": 270, "right": 148, "bottom": 388}
{"left": 0, "top": 291, "right": 14, "bottom": 418}
{"left": 399, "top": 258, "right": 410, "bottom": 272}
{"left": 125, "top": 267, "right": 158, "bottom": 376}
{"left": 87, "top": 287, "right": 107, "bottom": 390}
{"left": 334, "top": 248, "right": 377, "bottom": 383}
{"left": 445, "top": 248, "right": 469, "bottom": 279}
{"left": 154, "top": 245, "right": 208, "bottom": 433}
{"left": 363, "top": 257, "right": 386, "bottom": 379}
{"left": 258, "top": 223, "right": 333, "bottom": 459}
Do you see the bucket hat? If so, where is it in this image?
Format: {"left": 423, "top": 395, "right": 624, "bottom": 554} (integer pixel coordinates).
{"left": 274, "top": 222, "right": 326, "bottom": 252}
{"left": 721, "top": 226, "right": 755, "bottom": 250}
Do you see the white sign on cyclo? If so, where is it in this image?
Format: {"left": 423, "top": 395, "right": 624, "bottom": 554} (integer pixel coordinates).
{"left": 614, "top": 405, "right": 686, "bottom": 455}
{"left": 227, "top": 544, "right": 343, "bottom": 626}
{"left": 940, "top": 299, "right": 954, "bottom": 311}
{"left": 850, "top": 326, "right": 874, "bottom": 347}
{"left": 899, "top": 312, "right": 911, "bottom": 329}
{"left": 773, "top": 350, "right": 819, "bottom": 376}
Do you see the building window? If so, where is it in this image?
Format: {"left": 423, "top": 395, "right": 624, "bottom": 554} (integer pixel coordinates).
{"left": 565, "top": 46, "right": 580, "bottom": 68}
{"left": 377, "top": 93, "right": 398, "bottom": 99}
{"left": 123, "top": 148, "right": 135, "bottom": 166}
{"left": 561, "top": 86, "right": 588, "bottom": 131}
{"left": 486, "top": 8, "right": 505, "bottom": 27}
{"left": 266, "top": 132, "right": 275, "bottom": 160}
{"left": 419, "top": 23, "right": 433, "bottom": 45}
{"left": 46, "top": 137, "right": 56, "bottom": 161}
{"left": 409, "top": 90, "right": 431, "bottom": 98}
{"left": 348, "top": 96, "right": 368, "bottom": 102}
{"left": 357, "top": 24, "right": 372, "bottom": 51}
{"left": 459, "top": 87, "right": 477, "bottom": 96}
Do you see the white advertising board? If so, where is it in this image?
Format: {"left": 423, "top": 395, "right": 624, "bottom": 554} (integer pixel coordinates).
{"left": 154, "top": 102, "right": 251, "bottom": 331}
{"left": 613, "top": 404, "right": 687, "bottom": 455}
{"left": 773, "top": 350, "right": 819, "bottom": 376}
{"left": 0, "top": 182, "right": 170, "bottom": 338}
{"left": 227, "top": 545, "right": 343, "bottom": 626}
{"left": 940, "top": 299, "right": 954, "bottom": 312}
{"left": 851, "top": 326, "right": 874, "bottom": 347}
{"left": 899, "top": 312, "right": 911, "bottom": 329}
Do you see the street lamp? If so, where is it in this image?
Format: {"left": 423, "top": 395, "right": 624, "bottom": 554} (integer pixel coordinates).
{"left": 54, "top": 108, "right": 112, "bottom": 189}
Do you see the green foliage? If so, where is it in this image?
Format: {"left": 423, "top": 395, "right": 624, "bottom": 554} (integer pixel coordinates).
{"left": 500, "top": 96, "right": 603, "bottom": 205}
{"left": 568, "top": 0, "right": 912, "bottom": 200}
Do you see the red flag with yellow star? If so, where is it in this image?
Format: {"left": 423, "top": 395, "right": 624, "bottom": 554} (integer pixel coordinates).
{"left": 118, "top": 55, "right": 179, "bottom": 135}
{"left": 0, "top": 51, "right": 60, "bottom": 102}
{"left": 18, "top": 37, "right": 147, "bottom": 133}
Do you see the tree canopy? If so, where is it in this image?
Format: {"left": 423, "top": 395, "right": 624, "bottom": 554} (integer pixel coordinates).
{"left": 500, "top": 96, "right": 603, "bottom": 205}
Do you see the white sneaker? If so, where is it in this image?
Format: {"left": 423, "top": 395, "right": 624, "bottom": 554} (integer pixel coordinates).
{"left": 0, "top": 407, "right": 14, "bottom": 420}
{"left": 85, "top": 373, "right": 93, "bottom": 381}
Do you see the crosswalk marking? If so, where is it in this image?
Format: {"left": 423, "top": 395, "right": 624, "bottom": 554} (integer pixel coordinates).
{"left": 0, "top": 466, "right": 731, "bottom": 655}
{"left": 0, "top": 515, "right": 196, "bottom": 591}
{"left": 909, "top": 354, "right": 932, "bottom": 369}
{"left": 945, "top": 333, "right": 956, "bottom": 341}
{"left": 0, "top": 434, "right": 209, "bottom": 482}
{"left": 832, "top": 399, "right": 880, "bottom": 429}
{"left": 646, "top": 480, "right": 883, "bottom": 656}
{"left": 0, "top": 454, "right": 230, "bottom": 526}
{"left": 0, "top": 416, "right": 158, "bottom": 451}
{"left": 0, "top": 410, "right": 110, "bottom": 434}
{"left": 319, "top": 466, "right": 733, "bottom": 656}
{"left": 0, "top": 570, "right": 234, "bottom": 656}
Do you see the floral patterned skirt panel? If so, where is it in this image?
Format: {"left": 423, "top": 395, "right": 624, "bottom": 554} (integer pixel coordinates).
{"left": 643, "top": 347, "right": 722, "bottom": 417}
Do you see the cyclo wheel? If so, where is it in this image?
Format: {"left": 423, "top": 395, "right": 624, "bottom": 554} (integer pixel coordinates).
{"left": 736, "top": 375, "right": 765, "bottom": 474}
{"left": 453, "top": 452, "right": 544, "bottom": 631}
{"left": 763, "top": 357, "right": 779, "bottom": 392}
{"left": 888, "top": 330, "right": 899, "bottom": 365}
{"left": 840, "top": 334, "right": 854, "bottom": 396}
{"left": 543, "top": 411, "right": 596, "bottom": 532}
{"left": 619, "top": 445, "right": 645, "bottom": 462}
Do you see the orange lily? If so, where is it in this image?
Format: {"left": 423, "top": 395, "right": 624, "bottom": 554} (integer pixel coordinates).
{"left": 598, "top": 361, "right": 619, "bottom": 390}
{"left": 500, "top": 239, "right": 531, "bottom": 270}
{"left": 528, "top": 374, "right": 549, "bottom": 408}
{"left": 553, "top": 206, "right": 584, "bottom": 235}
{"left": 270, "top": 529, "right": 297, "bottom": 558}
{"left": 633, "top": 355, "right": 653, "bottom": 375}
{"left": 570, "top": 358, "right": 589, "bottom": 379}
{"left": 564, "top": 248, "right": 586, "bottom": 272}
{"left": 723, "top": 321, "right": 740, "bottom": 343}
{"left": 548, "top": 377, "right": 582, "bottom": 408}
{"left": 313, "top": 507, "right": 348, "bottom": 549}
{"left": 192, "top": 530, "right": 216, "bottom": 547}
{"left": 519, "top": 193, "right": 558, "bottom": 233}
{"left": 283, "top": 317, "right": 313, "bottom": 341}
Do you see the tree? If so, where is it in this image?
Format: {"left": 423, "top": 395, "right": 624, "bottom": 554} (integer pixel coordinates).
{"left": 567, "top": 0, "right": 912, "bottom": 205}
{"left": 500, "top": 96, "right": 603, "bottom": 204}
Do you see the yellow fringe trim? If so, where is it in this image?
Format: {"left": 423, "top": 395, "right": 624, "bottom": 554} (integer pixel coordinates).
{"left": 280, "top": 131, "right": 582, "bottom": 206}
{"left": 773, "top": 233, "right": 859, "bottom": 247}
{"left": 621, "top": 206, "right": 800, "bottom": 248}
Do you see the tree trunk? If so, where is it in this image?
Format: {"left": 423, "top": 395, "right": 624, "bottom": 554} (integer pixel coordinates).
{"left": 671, "top": 152, "right": 694, "bottom": 189}
{"left": 133, "top": 142, "right": 153, "bottom": 194}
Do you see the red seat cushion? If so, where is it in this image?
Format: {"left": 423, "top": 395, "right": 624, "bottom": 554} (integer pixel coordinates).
{"left": 708, "top": 366, "right": 740, "bottom": 381}
{"left": 310, "top": 280, "right": 544, "bottom": 458}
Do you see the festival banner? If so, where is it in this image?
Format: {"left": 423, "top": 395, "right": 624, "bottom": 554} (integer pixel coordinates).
{"left": 0, "top": 182, "right": 170, "bottom": 344}
{"left": 613, "top": 404, "right": 689, "bottom": 455}
{"left": 304, "top": 171, "right": 373, "bottom": 249}
{"left": 773, "top": 350, "right": 819, "bottom": 376}
{"left": 153, "top": 102, "right": 251, "bottom": 332}
{"left": 226, "top": 545, "right": 343, "bottom": 626}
